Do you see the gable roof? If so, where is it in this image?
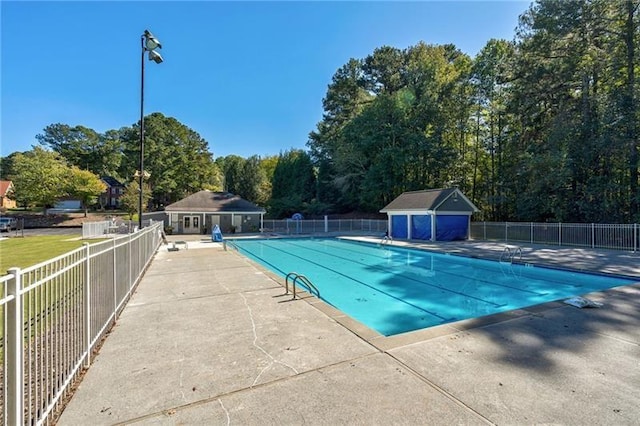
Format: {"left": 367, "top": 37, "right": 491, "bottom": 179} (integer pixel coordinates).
{"left": 101, "top": 176, "right": 124, "bottom": 188}
{"left": 165, "top": 191, "right": 265, "bottom": 213}
{"left": 380, "top": 188, "right": 479, "bottom": 213}
{"left": 0, "top": 180, "right": 14, "bottom": 197}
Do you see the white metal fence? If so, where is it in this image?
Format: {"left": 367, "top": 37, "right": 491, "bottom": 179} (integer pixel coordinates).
{"left": 82, "top": 219, "right": 156, "bottom": 239}
{"left": 82, "top": 220, "right": 118, "bottom": 238}
{"left": 471, "top": 222, "right": 639, "bottom": 252}
{"left": 1, "top": 222, "right": 163, "bottom": 425}
{"left": 261, "top": 219, "right": 387, "bottom": 235}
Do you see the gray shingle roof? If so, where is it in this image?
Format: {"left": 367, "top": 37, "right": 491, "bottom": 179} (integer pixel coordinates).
{"left": 165, "top": 191, "right": 265, "bottom": 213}
{"left": 380, "top": 188, "right": 478, "bottom": 212}
{"left": 101, "top": 176, "right": 124, "bottom": 188}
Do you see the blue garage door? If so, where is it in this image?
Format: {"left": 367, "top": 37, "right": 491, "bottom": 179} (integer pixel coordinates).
{"left": 435, "top": 215, "right": 469, "bottom": 241}
{"left": 391, "top": 215, "right": 408, "bottom": 239}
{"left": 411, "top": 215, "right": 431, "bottom": 240}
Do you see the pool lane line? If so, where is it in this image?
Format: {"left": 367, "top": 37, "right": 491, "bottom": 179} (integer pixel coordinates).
{"left": 248, "top": 240, "right": 456, "bottom": 322}
{"left": 323, "top": 239, "right": 582, "bottom": 292}
{"left": 320, "top": 239, "right": 541, "bottom": 286}
{"left": 339, "top": 238, "right": 613, "bottom": 294}
{"left": 256, "top": 239, "right": 505, "bottom": 310}
{"left": 305, "top": 239, "right": 609, "bottom": 304}
{"left": 319, "top": 239, "right": 549, "bottom": 296}
{"left": 278, "top": 239, "right": 538, "bottom": 301}
{"left": 340, "top": 238, "right": 631, "bottom": 291}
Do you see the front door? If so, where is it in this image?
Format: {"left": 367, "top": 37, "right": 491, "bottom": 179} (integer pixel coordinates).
{"left": 183, "top": 215, "right": 200, "bottom": 234}
{"left": 233, "top": 215, "right": 242, "bottom": 233}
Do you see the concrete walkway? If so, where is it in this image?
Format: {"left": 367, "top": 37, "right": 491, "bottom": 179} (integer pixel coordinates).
{"left": 59, "top": 237, "right": 640, "bottom": 425}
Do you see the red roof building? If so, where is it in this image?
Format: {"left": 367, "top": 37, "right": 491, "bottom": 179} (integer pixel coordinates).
{"left": 0, "top": 180, "right": 16, "bottom": 209}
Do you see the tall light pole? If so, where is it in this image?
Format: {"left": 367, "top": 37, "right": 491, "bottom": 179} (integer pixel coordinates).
{"left": 139, "top": 29, "right": 163, "bottom": 231}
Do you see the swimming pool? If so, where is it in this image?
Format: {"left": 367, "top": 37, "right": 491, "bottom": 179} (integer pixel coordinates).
{"left": 231, "top": 238, "right": 635, "bottom": 336}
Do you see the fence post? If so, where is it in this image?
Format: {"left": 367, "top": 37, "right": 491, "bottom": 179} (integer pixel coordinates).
{"left": 505, "top": 222, "right": 508, "bottom": 243}
{"left": 7, "top": 267, "right": 24, "bottom": 426}
{"left": 83, "top": 243, "right": 91, "bottom": 367}
{"left": 129, "top": 233, "right": 133, "bottom": 294}
{"left": 530, "top": 222, "right": 533, "bottom": 244}
{"left": 559, "top": 222, "right": 562, "bottom": 246}
{"left": 113, "top": 237, "right": 117, "bottom": 318}
{"left": 139, "top": 230, "right": 143, "bottom": 279}
{"left": 483, "top": 221, "right": 486, "bottom": 240}
{"left": 592, "top": 223, "right": 595, "bottom": 249}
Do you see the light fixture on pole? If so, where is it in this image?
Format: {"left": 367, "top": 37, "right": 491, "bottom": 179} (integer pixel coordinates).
{"left": 139, "top": 29, "right": 163, "bottom": 231}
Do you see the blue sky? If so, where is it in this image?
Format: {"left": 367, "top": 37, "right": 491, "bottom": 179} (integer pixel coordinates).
{"left": 1, "top": 1, "right": 529, "bottom": 159}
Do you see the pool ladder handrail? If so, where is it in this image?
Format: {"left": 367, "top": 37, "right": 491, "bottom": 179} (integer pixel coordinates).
{"left": 500, "top": 246, "right": 522, "bottom": 263}
{"left": 223, "top": 240, "right": 239, "bottom": 251}
{"left": 285, "top": 272, "right": 320, "bottom": 300}
{"left": 379, "top": 235, "right": 393, "bottom": 246}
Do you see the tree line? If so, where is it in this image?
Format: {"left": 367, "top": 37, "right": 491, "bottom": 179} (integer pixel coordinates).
{"left": 2, "top": 0, "right": 638, "bottom": 222}
{"left": 0, "top": 111, "right": 317, "bottom": 218}
{"left": 309, "top": 0, "right": 639, "bottom": 223}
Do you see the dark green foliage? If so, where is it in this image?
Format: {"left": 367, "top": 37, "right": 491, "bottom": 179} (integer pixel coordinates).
{"left": 505, "top": 0, "right": 640, "bottom": 222}
{"left": 37, "top": 124, "right": 123, "bottom": 178}
{"left": 239, "top": 155, "right": 267, "bottom": 204}
{"left": 305, "top": 0, "right": 639, "bottom": 223}
{"left": 15, "top": 113, "right": 219, "bottom": 211}
{"left": 0, "top": 154, "right": 18, "bottom": 180}
{"left": 216, "top": 155, "right": 269, "bottom": 205}
{"left": 269, "top": 149, "right": 317, "bottom": 218}
{"left": 117, "top": 112, "right": 218, "bottom": 208}
{"left": 308, "top": 42, "right": 474, "bottom": 214}
{"left": 219, "top": 155, "right": 246, "bottom": 195}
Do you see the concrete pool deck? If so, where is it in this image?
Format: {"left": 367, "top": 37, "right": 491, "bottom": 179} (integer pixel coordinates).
{"left": 59, "top": 236, "right": 640, "bottom": 425}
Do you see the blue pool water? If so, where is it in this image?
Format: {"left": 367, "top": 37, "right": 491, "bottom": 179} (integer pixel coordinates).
{"left": 231, "top": 238, "right": 635, "bottom": 336}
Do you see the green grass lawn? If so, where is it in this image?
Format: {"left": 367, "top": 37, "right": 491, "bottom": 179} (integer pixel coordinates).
{"left": 1, "top": 235, "right": 103, "bottom": 358}
{"left": 0, "top": 235, "right": 90, "bottom": 272}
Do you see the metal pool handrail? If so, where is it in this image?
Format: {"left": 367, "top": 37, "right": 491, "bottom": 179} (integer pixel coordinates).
{"left": 379, "top": 235, "right": 393, "bottom": 246}
{"left": 285, "top": 272, "right": 320, "bottom": 300}
{"left": 513, "top": 246, "right": 523, "bottom": 262}
{"left": 500, "top": 246, "right": 523, "bottom": 263}
{"left": 223, "top": 240, "right": 239, "bottom": 251}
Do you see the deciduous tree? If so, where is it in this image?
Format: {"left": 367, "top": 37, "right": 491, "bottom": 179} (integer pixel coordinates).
{"left": 118, "top": 112, "right": 217, "bottom": 207}
{"left": 36, "top": 124, "right": 123, "bottom": 177}
{"left": 119, "top": 180, "right": 152, "bottom": 220}
{"left": 9, "top": 147, "right": 68, "bottom": 210}
{"left": 66, "top": 167, "right": 107, "bottom": 217}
